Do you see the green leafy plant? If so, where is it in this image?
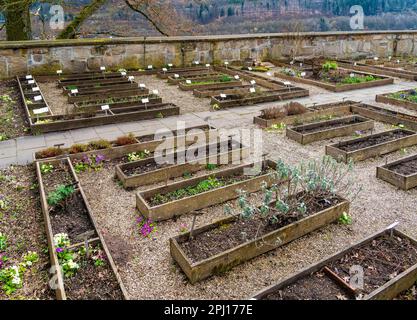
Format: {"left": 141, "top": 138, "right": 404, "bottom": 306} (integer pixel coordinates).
{"left": 54, "top": 234, "right": 79, "bottom": 278}
{"left": 0, "top": 233, "right": 7, "bottom": 251}
{"left": 47, "top": 185, "right": 75, "bottom": 207}
{"left": 128, "top": 150, "right": 150, "bottom": 162}
{"left": 206, "top": 163, "right": 218, "bottom": 171}
{"left": 322, "top": 61, "right": 338, "bottom": 72}
{"left": 339, "top": 212, "right": 353, "bottom": 225}
{"left": 40, "top": 163, "right": 54, "bottom": 175}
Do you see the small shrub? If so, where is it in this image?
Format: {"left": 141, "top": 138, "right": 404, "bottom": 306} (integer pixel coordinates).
{"left": 47, "top": 185, "right": 75, "bottom": 207}
{"left": 115, "top": 134, "right": 137, "bottom": 146}
{"left": 261, "top": 106, "right": 288, "bottom": 120}
{"left": 68, "top": 143, "right": 89, "bottom": 154}
{"left": 88, "top": 139, "right": 112, "bottom": 150}
{"left": 285, "top": 102, "right": 308, "bottom": 116}
{"left": 36, "top": 147, "right": 64, "bottom": 159}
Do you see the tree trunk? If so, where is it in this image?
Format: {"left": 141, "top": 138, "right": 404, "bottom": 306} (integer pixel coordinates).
{"left": 57, "top": 0, "right": 107, "bottom": 39}
{"left": 2, "top": 0, "right": 32, "bottom": 41}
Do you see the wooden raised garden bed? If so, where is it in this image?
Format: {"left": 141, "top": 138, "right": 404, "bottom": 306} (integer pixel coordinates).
{"left": 337, "top": 59, "right": 417, "bottom": 81}
{"left": 351, "top": 103, "right": 417, "bottom": 131}
{"left": 326, "top": 129, "right": 417, "bottom": 163}
{"left": 116, "top": 138, "right": 249, "bottom": 188}
{"left": 157, "top": 66, "right": 209, "bottom": 79}
{"left": 170, "top": 192, "right": 349, "bottom": 283}
{"left": 376, "top": 90, "right": 417, "bottom": 112}
{"left": 58, "top": 73, "right": 126, "bottom": 87}
{"left": 251, "top": 226, "right": 417, "bottom": 300}
{"left": 64, "top": 82, "right": 139, "bottom": 95}
{"left": 167, "top": 72, "right": 222, "bottom": 84}
{"left": 136, "top": 160, "right": 277, "bottom": 221}
{"left": 30, "top": 103, "right": 179, "bottom": 133}
{"left": 34, "top": 124, "right": 215, "bottom": 161}
{"left": 62, "top": 79, "right": 135, "bottom": 93}
{"left": 275, "top": 68, "right": 393, "bottom": 92}
{"left": 35, "top": 157, "right": 128, "bottom": 300}
{"left": 193, "top": 84, "right": 253, "bottom": 98}
{"left": 377, "top": 154, "right": 417, "bottom": 190}
{"left": 254, "top": 101, "right": 357, "bottom": 128}
{"left": 178, "top": 79, "right": 242, "bottom": 91}
{"left": 211, "top": 88, "right": 309, "bottom": 109}
{"left": 67, "top": 87, "right": 149, "bottom": 103}
{"left": 286, "top": 115, "right": 374, "bottom": 145}
{"left": 74, "top": 96, "right": 163, "bottom": 111}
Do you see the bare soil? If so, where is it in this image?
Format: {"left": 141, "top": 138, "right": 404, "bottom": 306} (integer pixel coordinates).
{"left": 388, "top": 158, "right": 417, "bottom": 176}
{"left": 293, "top": 117, "right": 364, "bottom": 134}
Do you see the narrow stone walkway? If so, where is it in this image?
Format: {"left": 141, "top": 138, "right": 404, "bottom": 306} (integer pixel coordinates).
{"left": 0, "top": 79, "right": 415, "bottom": 168}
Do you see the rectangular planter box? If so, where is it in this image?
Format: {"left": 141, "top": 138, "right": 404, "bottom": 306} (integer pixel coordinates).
{"left": 31, "top": 103, "right": 179, "bottom": 134}
{"left": 136, "top": 160, "right": 277, "bottom": 221}
{"left": 286, "top": 115, "right": 374, "bottom": 145}
{"left": 211, "top": 88, "right": 309, "bottom": 109}
{"left": 167, "top": 73, "right": 222, "bottom": 84}
{"left": 275, "top": 69, "right": 394, "bottom": 92}
{"left": 254, "top": 101, "right": 357, "bottom": 128}
{"left": 326, "top": 129, "right": 417, "bottom": 163}
{"left": 68, "top": 87, "right": 149, "bottom": 103}
{"left": 193, "top": 85, "right": 253, "bottom": 98}
{"left": 116, "top": 139, "right": 249, "bottom": 188}
{"left": 34, "top": 125, "right": 214, "bottom": 161}
{"left": 74, "top": 97, "right": 163, "bottom": 111}
{"left": 62, "top": 79, "right": 134, "bottom": 92}
{"left": 58, "top": 76, "right": 128, "bottom": 88}
{"left": 178, "top": 80, "right": 242, "bottom": 91}
{"left": 377, "top": 154, "right": 417, "bottom": 190}
{"left": 376, "top": 91, "right": 417, "bottom": 112}
{"left": 35, "top": 157, "right": 129, "bottom": 300}
{"left": 157, "top": 67, "right": 209, "bottom": 79}
{"left": 64, "top": 82, "right": 139, "bottom": 95}
{"left": 337, "top": 59, "right": 417, "bottom": 81}
{"left": 251, "top": 226, "right": 417, "bottom": 300}
{"left": 170, "top": 196, "right": 349, "bottom": 284}
{"left": 351, "top": 103, "right": 417, "bottom": 132}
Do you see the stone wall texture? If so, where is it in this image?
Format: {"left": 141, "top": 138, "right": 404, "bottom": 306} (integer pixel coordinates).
{"left": 1, "top": 31, "right": 417, "bottom": 79}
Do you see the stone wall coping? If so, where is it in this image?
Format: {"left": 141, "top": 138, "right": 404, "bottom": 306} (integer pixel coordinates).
{"left": 0, "top": 30, "right": 416, "bottom": 50}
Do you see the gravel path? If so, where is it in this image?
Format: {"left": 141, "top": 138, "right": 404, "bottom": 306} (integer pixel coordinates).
{"left": 77, "top": 112, "right": 417, "bottom": 300}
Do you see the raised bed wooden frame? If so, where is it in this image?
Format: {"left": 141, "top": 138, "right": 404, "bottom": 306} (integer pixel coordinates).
{"left": 115, "top": 138, "right": 250, "bottom": 188}
{"left": 286, "top": 115, "right": 374, "bottom": 145}
{"left": 251, "top": 226, "right": 417, "bottom": 300}
{"left": 178, "top": 80, "right": 243, "bottom": 91}
{"left": 376, "top": 90, "right": 417, "bottom": 112}
{"left": 136, "top": 160, "right": 277, "bottom": 221}
{"left": 67, "top": 87, "right": 149, "bottom": 103}
{"left": 35, "top": 157, "right": 129, "bottom": 300}
{"left": 325, "top": 129, "right": 417, "bottom": 163}
{"left": 377, "top": 154, "right": 417, "bottom": 190}
{"left": 193, "top": 84, "right": 253, "bottom": 98}
{"left": 170, "top": 195, "right": 349, "bottom": 283}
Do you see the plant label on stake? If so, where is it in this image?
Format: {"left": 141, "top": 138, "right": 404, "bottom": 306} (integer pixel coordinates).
{"left": 284, "top": 81, "right": 292, "bottom": 91}
{"left": 148, "top": 65, "right": 153, "bottom": 70}
{"left": 168, "top": 63, "right": 173, "bottom": 68}
{"left": 350, "top": 73, "right": 355, "bottom": 78}
{"left": 32, "top": 87, "right": 40, "bottom": 92}
{"left": 128, "top": 76, "right": 135, "bottom": 82}
{"left": 250, "top": 87, "right": 256, "bottom": 93}
{"left": 220, "top": 93, "right": 227, "bottom": 99}
{"left": 26, "top": 75, "right": 33, "bottom": 80}
{"left": 28, "top": 80, "right": 35, "bottom": 84}
{"left": 186, "top": 80, "right": 192, "bottom": 84}
{"left": 34, "top": 95, "right": 42, "bottom": 102}
{"left": 142, "top": 98, "right": 149, "bottom": 109}
{"left": 224, "top": 61, "right": 229, "bottom": 68}
{"left": 101, "top": 104, "right": 109, "bottom": 116}
{"left": 100, "top": 66, "right": 106, "bottom": 71}
{"left": 234, "top": 75, "right": 240, "bottom": 80}
{"left": 194, "top": 61, "right": 200, "bottom": 65}
{"left": 71, "top": 89, "right": 78, "bottom": 95}
{"left": 120, "top": 71, "right": 127, "bottom": 76}
{"left": 162, "top": 68, "right": 168, "bottom": 73}
{"left": 248, "top": 67, "right": 253, "bottom": 71}
{"left": 139, "top": 83, "right": 146, "bottom": 89}
{"left": 152, "top": 89, "right": 159, "bottom": 95}
{"left": 300, "top": 72, "right": 306, "bottom": 77}
{"left": 33, "top": 107, "right": 49, "bottom": 123}
{"left": 266, "top": 72, "right": 272, "bottom": 76}
{"left": 56, "top": 70, "right": 63, "bottom": 78}
{"left": 174, "top": 74, "right": 180, "bottom": 79}
{"left": 250, "top": 80, "right": 256, "bottom": 86}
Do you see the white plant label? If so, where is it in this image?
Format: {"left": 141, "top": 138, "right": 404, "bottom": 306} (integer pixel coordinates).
{"left": 71, "top": 89, "right": 78, "bottom": 94}
{"left": 162, "top": 68, "right": 168, "bottom": 72}
{"left": 56, "top": 70, "right": 63, "bottom": 75}
{"left": 234, "top": 75, "right": 240, "bottom": 80}
{"left": 100, "top": 66, "right": 106, "bottom": 71}
{"left": 141, "top": 98, "right": 149, "bottom": 104}
{"left": 220, "top": 94, "right": 227, "bottom": 98}
{"left": 28, "top": 80, "right": 35, "bottom": 84}
{"left": 248, "top": 67, "right": 253, "bottom": 71}
{"left": 301, "top": 72, "right": 306, "bottom": 77}
{"left": 120, "top": 71, "right": 127, "bottom": 76}
{"left": 128, "top": 76, "right": 135, "bottom": 81}
{"left": 266, "top": 72, "right": 272, "bottom": 76}
{"left": 354, "top": 62, "right": 357, "bottom": 66}
{"left": 206, "top": 64, "right": 210, "bottom": 67}
{"left": 350, "top": 73, "right": 355, "bottom": 78}
{"left": 168, "top": 63, "right": 173, "bottom": 67}
{"left": 32, "top": 87, "right": 40, "bottom": 92}
{"left": 186, "top": 80, "right": 192, "bottom": 84}
{"left": 194, "top": 61, "right": 200, "bottom": 65}
{"left": 290, "top": 61, "right": 294, "bottom": 65}
{"left": 250, "top": 80, "right": 256, "bottom": 85}
{"left": 148, "top": 65, "right": 153, "bottom": 69}
{"left": 374, "top": 57, "right": 379, "bottom": 61}
{"left": 139, "top": 83, "right": 146, "bottom": 88}
{"left": 152, "top": 90, "right": 159, "bottom": 95}
{"left": 397, "top": 60, "right": 401, "bottom": 64}
{"left": 34, "top": 95, "right": 42, "bottom": 102}
{"left": 250, "top": 88, "right": 256, "bottom": 93}
{"left": 224, "top": 61, "right": 229, "bottom": 65}
{"left": 101, "top": 105, "right": 110, "bottom": 111}
{"left": 26, "top": 75, "right": 33, "bottom": 80}
{"left": 33, "top": 107, "right": 49, "bottom": 115}
{"left": 284, "top": 81, "right": 292, "bottom": 86}
{"left": 174, "top": 74, "right": 180, "bottom": 78}
{"left": 300, "top": 63, "right": 303, "bottom": 67}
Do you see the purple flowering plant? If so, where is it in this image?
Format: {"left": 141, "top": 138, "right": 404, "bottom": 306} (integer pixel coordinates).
{"left": 74, "top": 154, "right": 106, "bottom": 173}
{"left": 136, "top": 216, "right": 157, "bottom": 239}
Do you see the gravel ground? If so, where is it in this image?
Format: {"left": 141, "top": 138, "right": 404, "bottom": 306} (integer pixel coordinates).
{"left": 76, "top": 110, "right": 417, "bottom": 300}
{"left": 38, "top": 81, "right": 75, "bottom": 115}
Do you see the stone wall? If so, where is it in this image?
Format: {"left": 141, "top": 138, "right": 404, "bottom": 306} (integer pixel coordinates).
{"left": 1, "top": 31, "right": 417, "bottom": 79}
